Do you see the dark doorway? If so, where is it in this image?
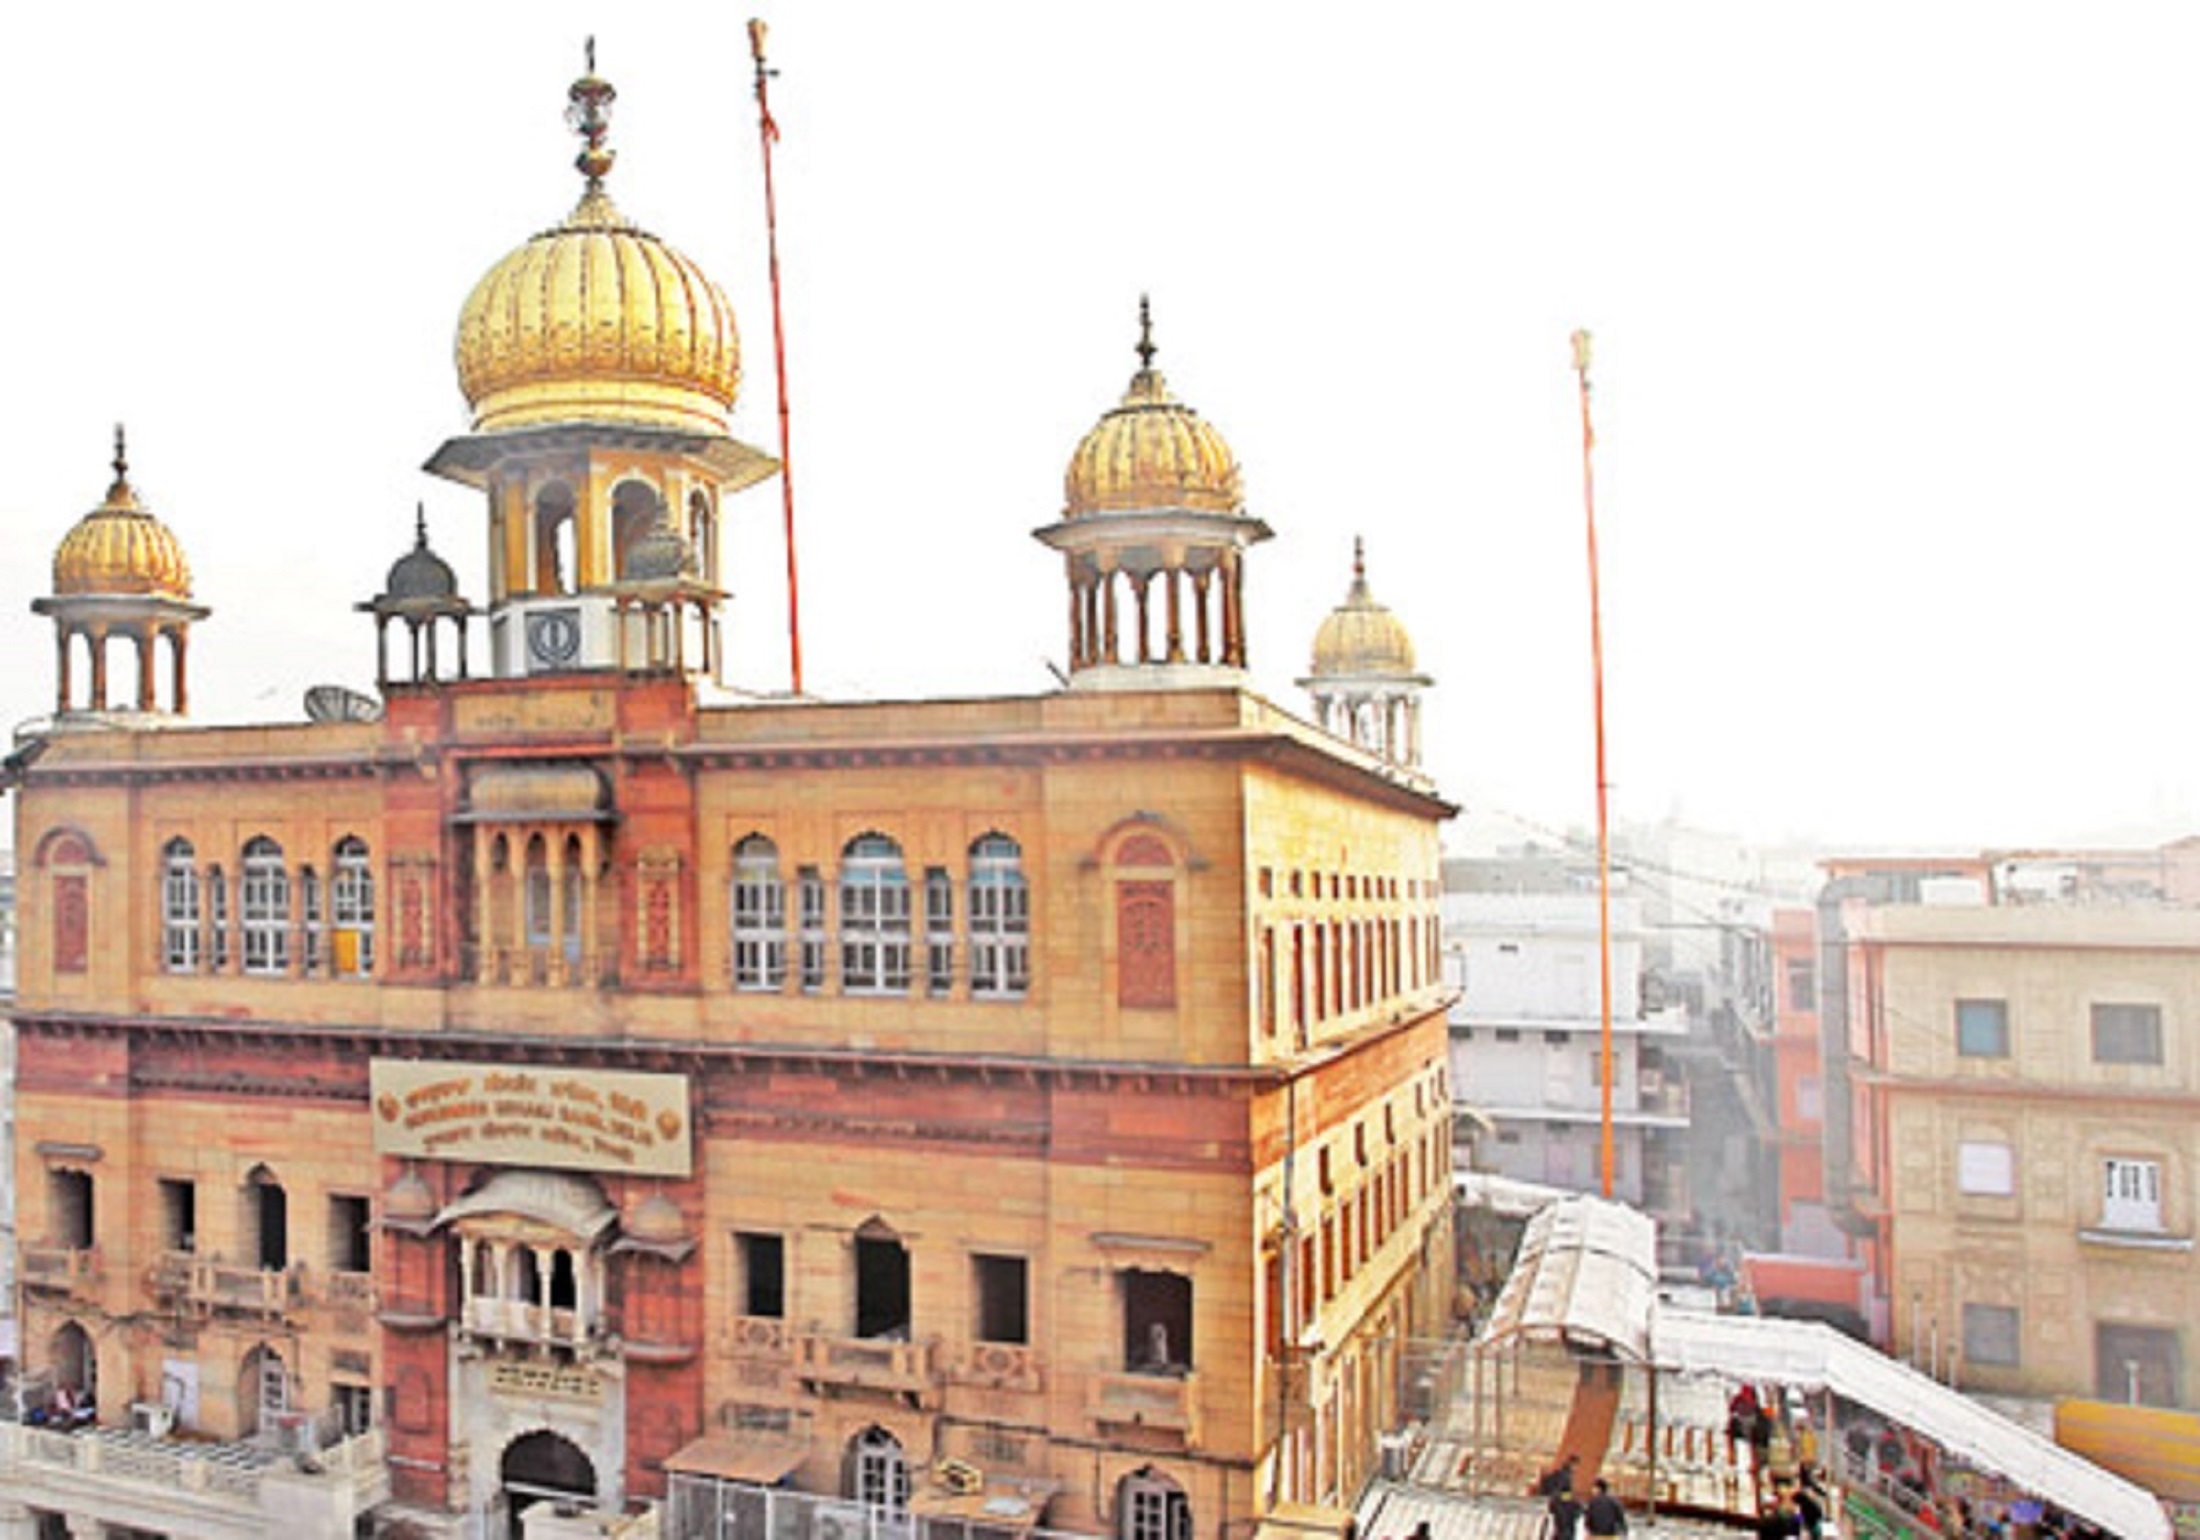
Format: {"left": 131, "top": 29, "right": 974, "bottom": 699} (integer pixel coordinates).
{"left": 855, "top": 1231, "right": 911, "bottom": 1340}
{"left": 501, "top": 1429, "right": 598, "bottom": 1537}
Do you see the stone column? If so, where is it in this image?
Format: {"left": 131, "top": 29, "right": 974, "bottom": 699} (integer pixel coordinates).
{"left": 1164, "top": 564, "right": 1184, "bottom": 663}
{"left": 472, "top": 826, "right": 494, "bottom": 983}
{"left": 171, "top": 628, "right": 190, "bottom": 715}
{"left": 135, "top": 630, "right": 156, "bottom": 711}
{"left": 580, "top": 828, "right": 601, "bottom": 986}
{"left": 54, "top": 628, "right": 71, "bottom": 714}
{"left": 87, "top": 625, "right": 109, "bottom": 711}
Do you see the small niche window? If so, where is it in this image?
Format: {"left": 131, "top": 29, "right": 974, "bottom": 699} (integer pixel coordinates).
{"left": 973, "top": 1254, "right": 1030, "bottom": 1345}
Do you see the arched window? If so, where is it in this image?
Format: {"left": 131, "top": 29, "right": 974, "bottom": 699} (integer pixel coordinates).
{"left": 533, "top": 482, "right": 577, "bottom": 595}
{"left": 162, "top": 837, "right": 201, "bottom": 973}
{"left": 240, "top": 837, "right": 290, "bottom": 976}
{"left": 524, "top": 835, "right": 552, "bottom": 953}
{"left": 968, "top": 834, "right": 1029, "bottom": 998}
{"left": 840, "top": 835, "right": 910, "bottom": 993}
{"left": 611, "top": 480, "right": 663, "bottom": 579}
{"left": 731, "top": 835, "right": 786, "bottom": 990}
{"left": 332, "top": 836, "right": 375, "bottom": 978}
{"left": 1118, "top": 1467, "right": 1191, "bottom": 1540}
{"left": 688, "top": 489, "right": 718, "bottom": 586}
{"left": 849, "top": 1426, "right": 909, "bottom": 1514}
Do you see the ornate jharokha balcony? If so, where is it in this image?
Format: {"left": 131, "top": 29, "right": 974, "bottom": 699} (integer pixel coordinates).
{"left": 147, "top": 1253, "right": 304, "bottom": 1318}
{"left": 461, "top": 1296, "right": 604, "bottom": 1354}
{"left": 1088, "top": 1367, "right": 1200, "bottom": 1443}
{"left": 791, "top": 1327, "right": 942, "bottom": 1406}
{"left": 20, "top": 1245, "right": 100, "bottom": 1302}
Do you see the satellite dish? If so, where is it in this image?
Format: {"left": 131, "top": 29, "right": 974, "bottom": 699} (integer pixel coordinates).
{"left": 303, "top": 685, "right": 384, "bottom": 724}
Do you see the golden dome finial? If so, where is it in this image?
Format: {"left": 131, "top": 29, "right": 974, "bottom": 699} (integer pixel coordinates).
{"left": 105, "top": 423, "right": 142, "bottom": 511}
{"left": 566, "top": 37, "right": 618, "bottom": 192}
{"left": 1136, "top": 294, "right": 1157, "bottom": 373}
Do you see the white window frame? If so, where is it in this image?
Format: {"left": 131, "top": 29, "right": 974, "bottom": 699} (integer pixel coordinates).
{"left": 925, "top": 865, "right": 955, "bottom": 994}
{"left": 839, "top": 835, "right": 911, "bottom": 994}
{"left": 732, "top": 837, "right": 787, "bottom": 991}
{"left": 853, "top": 1427, "right": 909, "bottom": 1514}
{"left": 162, "top": 839, "right": 200, "bottom": 973}
{"left": 797, "top": 866, "right": 827, "bottom": 992}
{"left": 968, "top": 833, "right": 1030, "bottom": 999}
{"left": 208, "top": 866, "right": 229, "bottom": 971}
{"left": 240, "top": 838, "right": 290, "bottom": 976}
{"left": 2103, "top": 1157, "right": 2164, "bottom": 1232}
{"left": 1957, "top": 1140, "right": 2015, "bottom": 1197}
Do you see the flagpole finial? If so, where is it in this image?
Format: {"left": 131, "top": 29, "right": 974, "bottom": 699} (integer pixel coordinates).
{"left": 1136, "top": 294, "right": 1157, "bottom": 372}
{"left": 1571, "top": 328, "right": 1593, "bottom": 375}
{"left": 749, "top": 18, "right": 770, "bottom": 65}
{"left": 566, "top": 39, "right": 618, "bottom": 192}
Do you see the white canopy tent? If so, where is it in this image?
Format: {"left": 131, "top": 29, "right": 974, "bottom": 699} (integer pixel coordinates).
{"left": 1475, "top": 1194, "right": 1657, "bottom": 1361}
{"left": 1655, "top": 1310, "right": 2169, "bottom": 1540}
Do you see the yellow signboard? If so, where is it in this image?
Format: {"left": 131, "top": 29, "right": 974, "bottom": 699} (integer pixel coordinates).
{"left": 370, "top": 1059, "right": 692, "bottom": 1178}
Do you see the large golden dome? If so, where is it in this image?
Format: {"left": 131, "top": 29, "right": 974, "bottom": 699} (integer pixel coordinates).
{"left": 453, "top": 60, "right": 740, "bottom": 435}
{"left": 1063, "top": 303, "right": 1242, "bottom": 518}
{"left": 52, "top": 432, "right": 193, "bottom": 600}
{"left": 1310, "top": 540, "right": 1418, "bottom": 677}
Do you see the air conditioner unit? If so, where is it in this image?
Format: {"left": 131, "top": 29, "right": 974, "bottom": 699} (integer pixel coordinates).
{"left": 129, "top": 1402, "right": 175, "bottom": 1436}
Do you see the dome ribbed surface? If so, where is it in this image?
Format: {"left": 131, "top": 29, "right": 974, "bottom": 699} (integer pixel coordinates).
{"left": 53, "top": 468, "right": 192, "bottom": 599}
{"left": 455, "top": 188, "right": 741, "bottom": 434}
{"left": 1310, "top": 548, "right": 1417, "bottom": 676}
{"left": 1063, "top": 367, "right": 1242, "bottom": 518}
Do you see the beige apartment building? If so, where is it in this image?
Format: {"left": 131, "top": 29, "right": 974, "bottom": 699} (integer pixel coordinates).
{"left": 1846, "top": 902, "right": 2200, "bottom": 1407}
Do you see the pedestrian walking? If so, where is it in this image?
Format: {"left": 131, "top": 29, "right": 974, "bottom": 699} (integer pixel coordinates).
{"left": 1584, "top": 1478, "right": 1627, "bottom": 1537}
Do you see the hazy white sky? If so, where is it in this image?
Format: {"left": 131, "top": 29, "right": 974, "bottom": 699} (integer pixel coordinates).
{"left": 7, "top": 4, "right": 2199, "bottom": 853}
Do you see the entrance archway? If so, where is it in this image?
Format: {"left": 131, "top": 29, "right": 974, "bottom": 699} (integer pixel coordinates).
{"left": 501, "top": 1428, "right": 597, "bottom": 1536}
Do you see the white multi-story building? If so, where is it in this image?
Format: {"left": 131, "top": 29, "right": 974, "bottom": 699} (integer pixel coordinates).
{"left": 1445, "top": 860, "right": 1690, "bottom": 1217}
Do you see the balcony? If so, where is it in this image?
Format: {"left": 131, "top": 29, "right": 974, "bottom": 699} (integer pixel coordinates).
{"left": 20, "top": 1245, "right": 99, "bottom": 1303}
{"left": 1088, "top": 1368, "right": 1200, "bottom": 1443}
{"left": 791, "top": 1328, "right": 942, "bottom": 1407}
{"left": 148, "top": 1253, "right": 304, "bottom": 1318}
{"left": 461, "top": 1296, "right": 601, "bottom": 1353}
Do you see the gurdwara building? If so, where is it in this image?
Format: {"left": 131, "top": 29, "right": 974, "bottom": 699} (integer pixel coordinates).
{"left": 4, "top": 55, "right": 1456, "bottom": 1540}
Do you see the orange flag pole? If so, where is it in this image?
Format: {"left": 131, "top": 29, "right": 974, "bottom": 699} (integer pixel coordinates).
{"left": 750, "top": 19, "right": 804, "bottom": 696}
{"left": 1572, "top": 328, "right": 1617, "bottom": 1201}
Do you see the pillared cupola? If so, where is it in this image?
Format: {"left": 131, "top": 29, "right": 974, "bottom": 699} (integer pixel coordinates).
{"left": 33, "top": 428, "right": 210, "bottom": 720}
{"left": 359, "top": 505, "right": 476, "bottom": 687}
{"left": 425, "top": 45, "right": 776, "bottom": 684}
{"left": 1299, "top": 538, "right": 1431, "bottom": 767}
{"left": 1034, "top": 299, "right": 1271, "bottom": 687}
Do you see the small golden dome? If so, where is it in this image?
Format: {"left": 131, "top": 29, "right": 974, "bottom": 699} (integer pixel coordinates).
{"left": 1063, "top": 299, "right": 1242, "bottom": 518}
{"left": 1310, "top": 539, "right": 1418, "bottom": 677}
{"left": 453, "top": 58, "right": 740, "bottom": 434}
{"left": 52, "top": 429, "right": 193, "bottom": 600}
